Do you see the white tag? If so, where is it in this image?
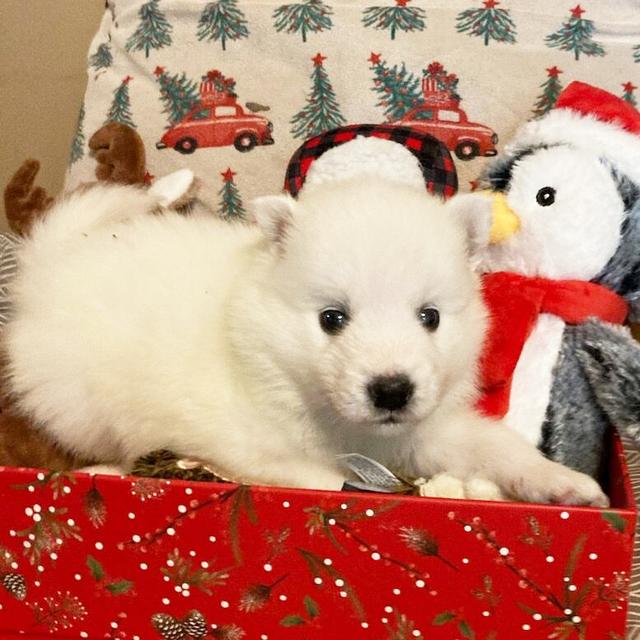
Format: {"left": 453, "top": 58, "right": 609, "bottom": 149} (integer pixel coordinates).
{"left": 336, "top": 453, "right": 410, "bottom": 492}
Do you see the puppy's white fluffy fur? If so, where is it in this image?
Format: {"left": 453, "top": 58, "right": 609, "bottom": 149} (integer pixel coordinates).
{"left": 4, "top": 178, "right": 607, "bottom": 505}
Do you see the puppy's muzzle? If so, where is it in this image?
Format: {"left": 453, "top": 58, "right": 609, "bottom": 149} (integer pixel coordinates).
{"left": 367, "top": 374, "right": 415, "bottom": 412}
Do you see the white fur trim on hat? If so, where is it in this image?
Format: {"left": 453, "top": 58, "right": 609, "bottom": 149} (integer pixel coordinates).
{"left": 508, "top": 109, "right": 640, "bottom": 185}
{"left": 304, "top": 136, "right": 425, "bottom": 190}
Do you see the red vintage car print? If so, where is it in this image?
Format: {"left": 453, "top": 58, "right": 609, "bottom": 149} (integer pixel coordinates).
{"left": 391, "top": 74, "right": 498, "bottom": 161}
{"left": 156, "top": 102, "right": 274, "bottom": 154}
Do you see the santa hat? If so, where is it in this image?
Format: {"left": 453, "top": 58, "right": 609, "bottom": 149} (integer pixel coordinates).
{"left": 508, "top": 81, "right": 640, "bottom": 186}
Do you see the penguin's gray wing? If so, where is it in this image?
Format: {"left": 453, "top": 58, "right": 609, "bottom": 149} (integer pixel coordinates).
{"left": 540, "top": 325, "right": 608, "bottom": 478}
{"left": 573, "top": 319, "right": 640, "bottom": 442}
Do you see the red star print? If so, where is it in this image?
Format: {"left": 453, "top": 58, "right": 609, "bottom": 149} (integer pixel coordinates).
{"left": 368, "top": 52, "right": 382, "bottom": 65}
{"left": 312, "top": 52, "right": 327, "bottom": 67}
{"left": 143, "top": 171, "right": 155, "bottom": 185}
{"left": 570, "top": 4, "right": 585, "bottom": 18}
{"left": 546, "top": 66, "right": 562, "bottom": 77}
{"left": 221, "top": 168, "right": 236, "bottom": 182}
{"left": 153, "top": 66, "right": 165, "bottom": 76}
{"left": 396, "top": 0, "right": 410, "bottom": 6}
{"left": 483, "top": 0, "right": 499, "bottom": 7}
{"left": 469, "top": 180, "right": 480, "bottom": 192}
{"left": 123, "top": 75, "right": 133, "bottom": 84}
{"left": 623, "top": 81, "right": 637, "bottom": 93}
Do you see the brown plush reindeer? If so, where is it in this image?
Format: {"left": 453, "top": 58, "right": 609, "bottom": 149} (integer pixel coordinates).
{"left": 0, "top": 123, "right": 147, "bottom": 469}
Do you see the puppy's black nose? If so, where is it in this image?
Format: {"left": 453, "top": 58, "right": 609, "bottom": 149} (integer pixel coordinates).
{"left": 367, "top": 375, "right": 414, "bottom": 412}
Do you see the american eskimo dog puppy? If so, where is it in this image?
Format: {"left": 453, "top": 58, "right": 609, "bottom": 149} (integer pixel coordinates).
{"left": 2, "top": 174, "right": 607, "bottom": 506}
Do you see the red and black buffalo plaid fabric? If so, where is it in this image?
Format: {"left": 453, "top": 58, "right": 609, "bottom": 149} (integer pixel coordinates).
{"left": 284, "top": 124, "right": 458, "bottom": 199}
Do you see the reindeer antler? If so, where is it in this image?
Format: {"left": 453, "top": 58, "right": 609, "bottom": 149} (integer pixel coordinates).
{"left": 3, "top": 160, "right": 54, "bottom": 236}
{"left": 89, "top": 122, "right": 146, "bottom": 185}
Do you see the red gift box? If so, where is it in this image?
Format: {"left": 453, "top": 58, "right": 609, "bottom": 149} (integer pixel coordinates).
{"left": 0, "top": 436, "right": 635, "bottom": 640}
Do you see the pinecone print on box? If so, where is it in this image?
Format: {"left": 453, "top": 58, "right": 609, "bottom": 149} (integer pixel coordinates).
{"left": 2, "top": 572, "right": 27, "bottom": 601}
{"left": 532, "top": 66, "right": 563, "bottom": 117}
{"left": 290, "top": 53, "right": 346, "bottom": 139}
{"left": 151, "top": 610, "right": 208, "bottom": 640}
{"left": 456, "top": 0, "right": 517, "bottom": 46}
{"left": 105, "top": 76, "right": 136, "bottom": 129}
{"left": 126, "top": 0, "right": 172, "bottom": 58}
{"left": 545, "top": 5, "right": 605, "bottom": 60}
{"left": 273, "top": 0, "right": 333, "bottom": 42}
{"left": 197, "top": 0, "right": 249, "bottom": 51}
{"left": 362, "top": 0, "right": 426, "bottom": 40}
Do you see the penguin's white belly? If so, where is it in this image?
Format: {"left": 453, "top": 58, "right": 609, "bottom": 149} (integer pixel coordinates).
{"left": 505, "top": 314, "right": 565, "bottom": 446}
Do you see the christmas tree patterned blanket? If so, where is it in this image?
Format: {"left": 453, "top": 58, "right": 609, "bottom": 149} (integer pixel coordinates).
{"left": 58, "top": 0, "right": 638, "bottom": 634}
{"left": 67, "top": 0, "right": 639, "bottom": 219}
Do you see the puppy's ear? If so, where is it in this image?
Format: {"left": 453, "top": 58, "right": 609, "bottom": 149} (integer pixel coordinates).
{"left": 446, "top": 193, "right": 493, "bottom": 257}
{"left": 148, "top": 169, "right": 197, "bottom": 208}
{"left": 250, "top": 195, "right": 296, "bottom": 246}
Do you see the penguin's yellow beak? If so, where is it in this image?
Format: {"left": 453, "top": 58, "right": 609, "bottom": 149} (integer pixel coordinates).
{"left": 480, "top": 191, "right": 521, "bottom": 244}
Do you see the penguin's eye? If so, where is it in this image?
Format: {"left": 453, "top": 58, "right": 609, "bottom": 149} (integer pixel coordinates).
{"left": 536, "top": 187, "right": 556, "bottom": 207}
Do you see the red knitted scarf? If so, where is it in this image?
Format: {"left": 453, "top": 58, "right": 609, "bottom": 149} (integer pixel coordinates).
{"left": 477, "top": 271, "right": 628, "bottom": 418}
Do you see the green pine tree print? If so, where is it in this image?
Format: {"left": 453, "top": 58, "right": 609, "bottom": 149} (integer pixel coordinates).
{"left": 456, "top": 0, "right": 516, "bottom": 46}
{"left": 154, "top": 66, "right": 200, "bottom": 127}
{"left": 532, "top": 66, "right": 563, "bottom": 117}
{"left": 126, "top": 0, "right": 173, "bottom": 58}
{"left": 622, "top": 82, "right": 637, "bottom": 108}
{"left": 634, "top": 44, "right": 640, "bottom": 63}
{"left": 369, "top": 52, "right": 422, "bottom": 121}
{"left": 273, "top": 0, "right": 333, "bottom": 42}
{"left": 89, "top": 42, "right": 113, "bottom": 77}
{"left": 219, "top": 169, "right": 246, "bottom": 220}
{"left": 105, "top": 77, "right": 136, "bottom": 128}
{"left": 545, "top": 5, "right": 605, "bottom": 61}
{"left": 197, "top": 0, "right": 249, "bottom": 50}
{"left": 291, "top": 53, "right": 346, "bottom": 139}
{"left": 70, "top": 104, "right": 86, "bottom": 164}
{"left": 362, "top": 0, "right": 425, "bottom": 40}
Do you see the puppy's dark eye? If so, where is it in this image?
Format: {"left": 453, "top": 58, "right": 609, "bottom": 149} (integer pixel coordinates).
{"left": 418, "top": 306, "right": 440, "bottom": 331}
{"left": 536, "top": 186, "right": 556, "bottom": 207}
{"left": 319, "top": 308, "right": 349, "bottom": 335}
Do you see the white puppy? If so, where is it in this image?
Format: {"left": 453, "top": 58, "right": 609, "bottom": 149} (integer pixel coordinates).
{"left": 3, "top": 175, "right": 607, "bottom": 506}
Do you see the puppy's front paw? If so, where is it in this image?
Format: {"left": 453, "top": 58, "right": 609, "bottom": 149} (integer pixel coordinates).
{"left": 511, "top": 463, "right": 609, "bottom": 507}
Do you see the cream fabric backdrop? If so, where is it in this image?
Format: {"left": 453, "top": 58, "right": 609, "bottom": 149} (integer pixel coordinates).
{"left": 67, "top": 0, "right": 639, "bottom": 213}
{"left": 0, "top": 1, "right": 104, "bottom": 230}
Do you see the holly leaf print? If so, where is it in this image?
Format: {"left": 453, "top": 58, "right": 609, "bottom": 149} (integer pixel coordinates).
{"left": 87, "top": 555, "right": 105, "bottom": 581}
{"left": 280, "top": 614, "right": 306, "bottom": 627}
{"left": 304, "top": 595, "right": 320, "bottom": 619}
{"left": 433, "top": 611, "right": 456, "bottom": 625}
{"left": 105, "top": 579, "right": 134, "bottom": 595}
{"left": 602, "top": 512, "right": 628, "bottom": 533}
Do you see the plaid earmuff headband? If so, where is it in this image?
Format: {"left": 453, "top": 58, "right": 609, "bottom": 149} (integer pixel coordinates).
{"left": 284, "top": 124, "right": 458, "bottom": 199}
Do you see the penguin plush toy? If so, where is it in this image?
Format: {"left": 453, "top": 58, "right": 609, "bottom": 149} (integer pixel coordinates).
{"left": 453, "top": 81, "right": 640, "bottom": 479}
